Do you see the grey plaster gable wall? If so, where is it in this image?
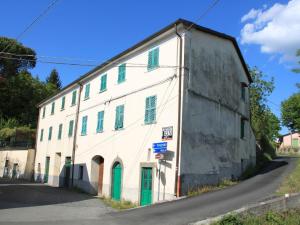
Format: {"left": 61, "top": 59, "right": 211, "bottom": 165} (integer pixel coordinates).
{"left": 179, "top": 30, "right": 256, "bottom": 194}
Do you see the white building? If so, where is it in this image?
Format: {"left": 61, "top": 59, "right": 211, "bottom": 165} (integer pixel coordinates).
{"left": 35, "top": 19, "right": 256, "bottom": 206}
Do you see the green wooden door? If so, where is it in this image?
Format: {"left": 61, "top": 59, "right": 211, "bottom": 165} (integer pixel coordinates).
{"left": 112, "top": 163, "right": 122, "bottom": 201}
{"left": 64, "top": 157, "right": 72, "bottom": 187}
{"left": 44, "top": 157, "right": 50, "bottom": 183}
{"left": 140, "top": 167, "right": 152, "bottom": 206}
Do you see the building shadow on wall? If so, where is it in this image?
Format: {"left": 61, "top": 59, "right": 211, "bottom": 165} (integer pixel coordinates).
{"left": 0, "top": 163, "right": 97, "bottom": 210}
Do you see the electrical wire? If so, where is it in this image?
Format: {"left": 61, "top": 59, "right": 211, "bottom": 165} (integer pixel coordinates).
{"left": 1, "top": 0, "right": 61, "bottom": 53}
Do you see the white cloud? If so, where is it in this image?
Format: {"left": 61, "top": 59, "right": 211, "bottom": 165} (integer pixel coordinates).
{"left": 240, "top": 0, "right": 300, "bottom": 63}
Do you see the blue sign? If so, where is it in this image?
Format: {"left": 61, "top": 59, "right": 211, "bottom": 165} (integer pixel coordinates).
{"left": 153, "top": 142, "right": 167, "bottom": 153}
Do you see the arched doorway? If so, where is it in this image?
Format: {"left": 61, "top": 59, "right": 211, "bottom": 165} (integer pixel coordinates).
{"left": 111, "top": 162, "right": 122, "bottom": 201}
{"left": 91, "top": 155, "right": 104, "bottom": 195}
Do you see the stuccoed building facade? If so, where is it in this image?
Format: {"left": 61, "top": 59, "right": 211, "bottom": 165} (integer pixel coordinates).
{"left": 35, "top": 19, "right": 256, "bottom": 206}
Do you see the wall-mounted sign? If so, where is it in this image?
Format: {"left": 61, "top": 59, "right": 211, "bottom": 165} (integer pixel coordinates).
{"left": 153, "top": 142, "right": 167, "bottom": 153}
{"left": 162, "top": 126, "right": 173, "bottom": 140}
{"left": 155, "top": 153, "right": 164, "bottom": 160}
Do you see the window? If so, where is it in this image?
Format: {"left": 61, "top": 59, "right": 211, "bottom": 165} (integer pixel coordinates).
{"left": 42, "top": 107, "right": 46, "bottom": 118}
{"left": 241, "top": 82, "right": 247, "bottom": 101}
{"left": 118, "top": 64, "right": 126, "bottom": 84}
{"left": 71, "top": 90, "right": 77, "bottom": 106}
{"left": 145, "top": 95, "right": 157, "bottom": 124}
{"left": 115, "top": 105, "right": 124, "bottom": 130}
{"left": 58, "top": 124, "right": 63, "bottom": 140}
{"left": 292, "top": 138, "right": 299, "bottom": 147}
{"left": 61, "top": 96, "right": 65, "bottom": 110}
{"left": 100, "top": 74, "right": 107, "bottom": 92}
{"left": 97, "top": 111, "right": 104, "bottom": 133}
{"left": 68, "top": 120, "right": 74, "bottom": 137}
{"left": 51, "top": 102, "right": 55, "bottom": 115}
{"left": 240, "top": 118, "right": 245, "bottom": 139}
{"left": 79, "top": 165, "right": 84, "bottom": 180}
{"left": 40, "top": 129, "right": 44, "bottom": 142}
{"left": 84, "top": 83, "right": 90, "bottom": 100}
{"left": 148, "top": 47, "right": 159, "bottom": 70}
{"left": 48, "top": 126, "right": 53, "bottom": 140}
{"left": 81, "top": 116, "right": 88, "bottom": 136}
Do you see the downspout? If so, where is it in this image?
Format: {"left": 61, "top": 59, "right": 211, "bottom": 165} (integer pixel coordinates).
{"left": 32, "top": 108, "right": 41, "bottom": 181}
{"left": 174, "top": 24, "right": 183, "bottom": 197}
{"left": 71, "top": 83, "right": 83, "bottom": 187}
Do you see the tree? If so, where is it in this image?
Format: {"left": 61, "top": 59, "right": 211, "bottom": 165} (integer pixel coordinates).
{"left": 0, "top": 37, "right": 36, "bottom": 78}
{"left": 46, "top": 69, "right": 62, "bottom": 90}
{"left": 281, "top": 93, "right": 300, "bottom": 132}
{"left": 292, "top": 49, "right": 300, "bottom": 73}
{"left": 249, "top": 67, "right": 280, "bottom": 141}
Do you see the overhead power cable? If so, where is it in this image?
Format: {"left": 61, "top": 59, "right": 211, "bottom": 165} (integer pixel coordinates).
{"left": 1, "top": 0, "right": 61, "bottom": 53}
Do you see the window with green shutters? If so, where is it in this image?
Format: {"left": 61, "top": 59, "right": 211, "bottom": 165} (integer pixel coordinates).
{"left": 240, "top": 119, "right": 245, "bottom": 139}
{"left": 68, "top": 120, "right": 74, "bottom": 137}
{"left": 51, "top": 102, "right": 55, "bottom": 115}
{"left": 115, "top": 105, "right": 124, "bottom": 130}
{"left": 145, "top": 96, "right": 157, "bottom": 124}
{"left": 148, "top": 48, "right": 159, "bottom": 70}
{"left": 71, "top": 90, "right": 77, "bottom": 106}
{"left": 241, "top": 83, "right": 246, "bottom": 101}
{"left": 292, "top": 138, "right": 299, "bottom": 147}
{"left": 97, "top": 111, "right": 104, "bottom": 133}
{"left": 118, "top": 64, "right": 126, "bottom": 84}
{"left": 100, "top": 74, "right": 107, "bottom": 92}
{"left": 42, "top": 107, "right": 46, "bottom": 118}
{"left": 40, "top": 129, "right": 44, "bottom": 142}
{"left": 48, "top": 126, "right": 53, "bottom": 140}
{"left": 81, "top": 116, "right": 88, "bottom": 136}
{"left": 84, "top": 84, "right": 90, "bottom": 100}
{"left": 61, "top": 96, "right": 65, "bottom": 110}
{"left": 58, "top": 124, "right": 63, "bottom": 140}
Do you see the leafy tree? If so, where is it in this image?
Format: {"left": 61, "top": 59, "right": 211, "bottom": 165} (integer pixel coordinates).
{"left": 46, "top": 69, "right": 62, "bottom": 90}
{"left": 281, "top": 93, "right": 300, "bottom": 132}
{"left": 292, "top": 49, "right": 300, "bottom": 73}
{"left": 0, "top": 37, "right": 36, "bottom": 78}
{"left": 249, "top": 67, "right": 280, "bottom": 141}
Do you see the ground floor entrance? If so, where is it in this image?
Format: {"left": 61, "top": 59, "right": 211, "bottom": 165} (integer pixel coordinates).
{"left": 140, "top": 167, "right": 152, "bottom": 206}
{"left": 111, "top": 162, "right": 122, "bottom": 200}
{"left": 44, "top": 157, "right": 50, "bottom": 183}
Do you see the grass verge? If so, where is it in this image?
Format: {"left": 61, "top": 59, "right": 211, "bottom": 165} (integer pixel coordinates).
{"left": 188, "top": 179, "right": 238, "bottom": 197}
{"left": 212, "top": 209, "right": 300, "bottom": 225}
{"left": 100, "top": 196, "right": 137, "bottom": 210}
{"left": 277, "top": 157, "right": 300, "bottom": 195}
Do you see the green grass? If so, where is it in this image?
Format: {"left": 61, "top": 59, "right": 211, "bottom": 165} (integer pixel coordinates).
{"left": 188, "top": 179, "right": 238, "bottom": 197}
{"left": 277, "top": 157, "right": 300, "bottom": 195}
{"left": 213, "top": 210, "right": 300, "bottom": 225}
{"left": 100, "top": 196, "right": 137, "bottom": 210}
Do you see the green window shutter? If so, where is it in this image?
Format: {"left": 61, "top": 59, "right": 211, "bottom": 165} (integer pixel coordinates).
{"left": 100, "top": 74, "right": 107, "bottom": 91}
{"left": 84, "top": 84, "right": 90, "bottom": 99}
{"left": 51, "top": 102, "right": 55, "bottom": 115}
{"left": 145, "top": 96, "right": 157, "bottom": 124}
{"left": 292, "top": 138, "right": 299, "bottom": 147}
{"left": 115, "top": 105, "right": 124, "bottom": 130}
{"left": 42, "top": 107, "right": 46, "bottom": 118}
{"left": 48, "top": 127, "right": 52, "bottom": 140}
{"left": 68, "top": 120, "right": 74, "bottom": 137}
{"left": 61, "top": 96, "right": 65, "bottom": 110}
{"left": 148, "top": 48, "right": 159, "bottom": 70}
{"left": 72, "top": 90, "right": 77, "bottom": 105}
{"left": 81, "top": 116, "right": 88, "bottom": 135}
{"left": 118, "top": 64, "right": 126, "bottom": 83}
{"left": 148, "top": 50, "right": 153, "bottom": 70}
{"left": 58, "top": 124, "right": 63, "bottom": 140}
{"left": 40, "top": 129, "right": 44, "bottom": 142}
{"left": 240, "top": 119, "right": 245, "bottom": 139}
{"left": 97, "top": 111, "right": 104, "bottom": 132}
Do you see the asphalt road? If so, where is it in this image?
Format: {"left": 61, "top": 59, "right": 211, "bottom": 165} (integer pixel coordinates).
{"left": 0, "top": 157, "right": 297, "bottom": 225}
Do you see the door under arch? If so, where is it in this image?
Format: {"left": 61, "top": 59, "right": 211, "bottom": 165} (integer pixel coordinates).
{"left": 91, "top": 155, "right": 104, "bottom": 195}
{"left": 111, "top": 162, "right": 122, "bottom": 201}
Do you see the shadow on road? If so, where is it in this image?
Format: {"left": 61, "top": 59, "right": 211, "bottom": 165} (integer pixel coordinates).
{"left": 0, "top": 179, "right": 95, "bottom": 210}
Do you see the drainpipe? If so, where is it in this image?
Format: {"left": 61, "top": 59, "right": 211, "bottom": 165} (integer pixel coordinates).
{"left": 32, "top": 108, "right": 41, "bottom": 181}
{"left": 71, "top": 83, "right": 83, "bottom": 187}
{"left": 174, "top": 24, "right": 183, "bottom": 197}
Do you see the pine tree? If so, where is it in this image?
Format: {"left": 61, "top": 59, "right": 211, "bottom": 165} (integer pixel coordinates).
{"left": 46, "top": 69, "right": 62, "bottom": 90}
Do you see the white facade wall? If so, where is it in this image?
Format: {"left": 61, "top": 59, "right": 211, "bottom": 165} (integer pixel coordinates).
{"left": 35, "top": 32, "right": 181, "bottom": 204}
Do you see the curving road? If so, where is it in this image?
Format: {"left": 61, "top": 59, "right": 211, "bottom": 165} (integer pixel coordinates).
{"left": 0, "top": 157, "right": 297, "bottom": 225}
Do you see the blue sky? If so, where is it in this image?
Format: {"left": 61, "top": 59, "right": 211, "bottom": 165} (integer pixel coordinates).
{"left": 0, "top": 0, "right": 299, "bottom": 134}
